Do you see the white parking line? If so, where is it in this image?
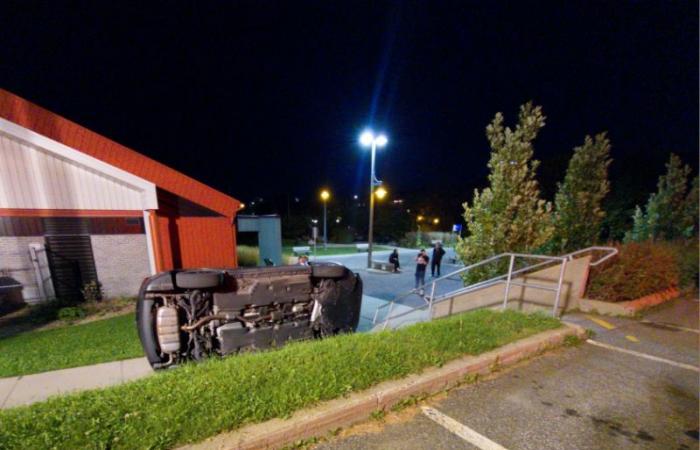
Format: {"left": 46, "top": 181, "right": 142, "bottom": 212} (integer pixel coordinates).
{"left": 421, "top": 406, "right": 509, "bottom": 450}
{"left": 586, "top": 339, "right": 699, "bottom": 372}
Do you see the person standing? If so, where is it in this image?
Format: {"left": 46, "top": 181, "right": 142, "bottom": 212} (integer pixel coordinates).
{"left": 414, "top": 249, "right": 429, "bottom": 295}
{"left": 389, "top": 249, "right": 401, "bottom": 273}
{"left": 431, "top": 242, "right": 446, "bottom": 277}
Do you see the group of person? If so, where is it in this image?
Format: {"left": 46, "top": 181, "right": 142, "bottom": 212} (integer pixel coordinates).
{"left": 388, "top": 242, "right": 446, "bottom": 295}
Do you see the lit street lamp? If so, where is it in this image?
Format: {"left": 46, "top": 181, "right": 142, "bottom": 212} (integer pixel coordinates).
{"left": 320, "top": 189, "right": 330, "bottom": 249}
{"left": 359, "top": 129, "right": 388, "bottom": 268}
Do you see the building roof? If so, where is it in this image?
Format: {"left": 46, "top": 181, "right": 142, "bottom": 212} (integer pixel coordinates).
{"left": 0, "top": 89, "right": 240, "bottom": 218}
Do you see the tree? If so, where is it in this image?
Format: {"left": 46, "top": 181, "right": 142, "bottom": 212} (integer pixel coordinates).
{"left": 552, "top": 133, "right": 612, "bottom": 252}
{"left": 455, "top": 102, "right": 553, "bottom": 282}
{"left": 625, "top": 154, "right": 697, "bottom": 242}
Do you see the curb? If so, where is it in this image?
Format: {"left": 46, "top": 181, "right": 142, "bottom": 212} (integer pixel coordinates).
{"left": 181, "top": 323, "right": 586, "bottom": 450}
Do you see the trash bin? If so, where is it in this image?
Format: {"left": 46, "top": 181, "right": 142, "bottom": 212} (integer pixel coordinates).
{"left": 0, "top": 277, "right": 25, "bottom": 315}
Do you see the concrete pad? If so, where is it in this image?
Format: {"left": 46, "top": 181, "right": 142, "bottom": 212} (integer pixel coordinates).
{"left": 1, "top": 356, "right": 153, "bottom": 409}
{"left": 0, "top": 376, "right": 19, "bottom": 407}
{"left": 120, "top": 357, "right": 152, "bottom": 381}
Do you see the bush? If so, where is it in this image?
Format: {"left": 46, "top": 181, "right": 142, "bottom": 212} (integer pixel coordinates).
{"left": 237, "top": 245, "right": 259, "bottom": 267}
{"left": 80, "top": 280, "right": 103, "bottom": 302}
{"left": 0, "top": 310, "right": 559, "bottom": 449}
{"left": 57, "top": 306, "right": 86, "bottom": 322}
{"left": 586, "top": 241, "right": 680, "bottom": 302}
{"left": 665, "top": 239, "right": 699, "bottom": 291}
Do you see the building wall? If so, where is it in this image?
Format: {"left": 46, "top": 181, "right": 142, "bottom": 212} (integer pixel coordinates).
{"left": 0, "top": 236, "right": 45, "bottom": 303}
{"left": 91, "top": 234, "right": 150, "bottom": 298}
{"left": 0, "top": 132, "right": 145, "bottom": 210}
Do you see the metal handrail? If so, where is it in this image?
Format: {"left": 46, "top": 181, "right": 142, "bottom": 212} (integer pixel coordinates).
{"left": 372, "top": 246, "right": 618, "bottom": 330}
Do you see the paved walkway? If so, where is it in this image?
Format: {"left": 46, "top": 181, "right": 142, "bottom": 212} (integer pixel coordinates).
{"left": 0, "top": 357, "right": 152, "bottom": 408}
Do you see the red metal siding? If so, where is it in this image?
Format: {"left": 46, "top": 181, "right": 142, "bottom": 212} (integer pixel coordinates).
{"left": 156, "top": 215, "right": 235, "bottom": 270}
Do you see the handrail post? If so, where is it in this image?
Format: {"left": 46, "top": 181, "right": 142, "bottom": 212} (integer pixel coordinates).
{"left": 428, "top": 280, "right": 437, "bottom": 320}
{"left": 552, "top": 258, "right": 568, "bottom": 317}
{"left": 502, "top": 254, "right": 516, "bottom": 310}
{"left": 372, "top": 305, "right": 380, "bottom": 325}
{"left": 382, "top": 301, "right": 395, "bottom": 331}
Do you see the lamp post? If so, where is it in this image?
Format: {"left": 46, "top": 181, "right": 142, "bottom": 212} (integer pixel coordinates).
{"left": 359, "top": 130, "right": 388, "bottom": 268}
{"left": 416, "top": 214, "right": 424, "bottom": 247}
{"left": 320, "top": 189, "right": 330, "bottom": 249}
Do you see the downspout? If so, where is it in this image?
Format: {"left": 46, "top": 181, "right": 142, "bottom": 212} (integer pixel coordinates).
{"left": 144, "top": 210, "right": 163, "bottom": 273}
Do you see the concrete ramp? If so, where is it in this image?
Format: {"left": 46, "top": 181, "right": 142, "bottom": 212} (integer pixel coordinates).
{"left": 431, "top": 255, "right": 591, "bottom": 319}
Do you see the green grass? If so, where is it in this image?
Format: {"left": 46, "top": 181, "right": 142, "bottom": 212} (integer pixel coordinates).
{"left": 0, "top": 309, "right": 559, "bottom": 450}
{"left": 0, "top": 313, "right": 142, "bottom": 377}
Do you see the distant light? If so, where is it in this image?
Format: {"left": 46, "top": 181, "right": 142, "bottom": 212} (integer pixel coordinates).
{"left": 433, "top": 218, "right": 440, "bottom": 225}
{"left": 239, "top": 203, "right": 246, "bottom": 210}
{"left": 375, "top": 134, "right": 388, "bottom": 147}
{"left": 353, "top": 194, "right": 358, "bottom": 200}
{"left": 417, "top": 215, "right": 424, "bottom": 222}
{"left": 251, "top": 201, "right": 256, "bottom": 206}
{"left": 294, "top": 197, "right": 300, "bottom": 202}
{"left": 375, "top": 186, "right": 388, "bottom": 200}
{"left": 359, "top": 130, "right": 374, "bottom": 146}
{"left": 312, "top": 219, "right": 318, "bottom": 224}
{"left": 335, "top": 217, "right": 341, "bottom": 224}
{"left": 392, "top": 199, "right": 404, "bottom": 204}
{"left": 406, "top": 209, "right": 411, "bottom": 213}
{"left": 320, "top": 189, "right": 330, "bottom": 201}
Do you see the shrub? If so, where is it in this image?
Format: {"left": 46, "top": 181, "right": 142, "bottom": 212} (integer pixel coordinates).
{"left": 236, "top": 245, "right": 259, "bottom": 267}
{"left": 81, "top": 280, "right": 103, "bottom": 302}
{"left": 57, "top": 306, "right": 87, "bottom": 322}
{"left": 586, "top": 241, "right": 680, "bottom": 302}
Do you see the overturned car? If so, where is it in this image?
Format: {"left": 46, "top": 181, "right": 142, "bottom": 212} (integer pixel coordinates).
{"left": 136, "top": 263, "right": 362, "bottom": 369}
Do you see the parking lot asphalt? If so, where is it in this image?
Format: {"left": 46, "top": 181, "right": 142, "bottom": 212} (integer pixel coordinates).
{"left": 315, "top": 298, "right": 700, "bottom": 450}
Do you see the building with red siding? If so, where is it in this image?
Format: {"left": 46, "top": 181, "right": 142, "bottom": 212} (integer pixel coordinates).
{"left": 0, "top": 89, "right": 241, "bottom": 303}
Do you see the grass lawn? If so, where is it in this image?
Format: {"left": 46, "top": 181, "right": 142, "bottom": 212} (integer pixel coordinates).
{"left": 0, "top": 309, "right": 560, "bottom": 450}
{"left": 0, "top": 313, "right": 142, "bottom": 378}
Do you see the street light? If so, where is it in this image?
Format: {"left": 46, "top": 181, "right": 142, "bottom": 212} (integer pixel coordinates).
{"left": 433, "top": 218, "right": 440, "bottom": 225}
{"left": 320, "top": 189, "right": 330, "bottom": 249}
{"left": 375, "top": 186, "right": 388, "bottom": 200}
{"left": 359, "top": 129, "right": 388, "bottom": 268}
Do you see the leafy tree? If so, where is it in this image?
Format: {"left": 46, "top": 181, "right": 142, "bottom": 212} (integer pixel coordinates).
{"left": 552, "top": 133, "right": 612, "bottom": 252}
{"left": 625, "top": 154, "right": 697, "bottom": 242}
{"left": 456, "top": 102, "right": 553, "bottom": 282}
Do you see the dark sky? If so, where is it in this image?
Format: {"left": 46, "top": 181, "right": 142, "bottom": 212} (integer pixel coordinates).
{"left": 1, "top": 1, "right": 697, "bottom": 210}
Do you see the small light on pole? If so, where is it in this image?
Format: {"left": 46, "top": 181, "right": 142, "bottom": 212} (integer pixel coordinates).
{"left": 359, "top": 129, "right": 388, "bottom": 268}
{"left": 320, "top": 189, "right": 331, "bottom": 249}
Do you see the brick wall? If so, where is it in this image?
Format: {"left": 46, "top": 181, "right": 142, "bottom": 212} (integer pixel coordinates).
{"left": 91, "top": 235, "right": 150, "bottom": 298}
{"left": 0, "top": 236, "right": 45, "bottom": 303}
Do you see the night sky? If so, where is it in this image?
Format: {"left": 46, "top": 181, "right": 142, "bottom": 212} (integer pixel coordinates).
{"left": 1, "top": 1, "right": 697, "bottom": 214}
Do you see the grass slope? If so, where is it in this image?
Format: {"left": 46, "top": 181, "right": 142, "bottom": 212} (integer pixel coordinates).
{"left": 0, "top": 313, "right": 142, "bottom": 378}
{"left": 0, "top": 310, "right": 559, "bottom": 450}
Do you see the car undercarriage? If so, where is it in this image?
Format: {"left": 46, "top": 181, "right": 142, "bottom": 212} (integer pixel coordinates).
{"left": 136, "top": 263, "right": 362, "bottom": 369}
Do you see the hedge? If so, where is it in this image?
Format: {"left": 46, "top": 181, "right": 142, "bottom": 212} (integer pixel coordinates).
{"left": 586, "top": 241, "right": 691, "bottom": 302}
{"left": 0, "top": 309, "right": 559, "bottom": 449}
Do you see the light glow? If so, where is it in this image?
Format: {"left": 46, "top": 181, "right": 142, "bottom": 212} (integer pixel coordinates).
{"left": 320, "top": 189, "right": 330, "bottom": 201}
{"left": 375, "top": 186, "right": 388, "bottom": 200}
{"left": 375, "top": 134, "right": 388, "bottom": 147}
{"left": 359, "top": 130, "right": 374, "bottom": 146}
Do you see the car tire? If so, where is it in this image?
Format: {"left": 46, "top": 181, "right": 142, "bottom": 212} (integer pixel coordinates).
{"left": 175, "top": 271, "right": 223, "bottom": 289}
{"left": 311, "top": 263, "right": 348, "bottom": 279}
